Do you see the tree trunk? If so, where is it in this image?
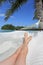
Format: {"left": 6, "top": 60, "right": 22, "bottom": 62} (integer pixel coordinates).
{"left": 39, "top": 18, "right": 43, "bottom": 29}
{"left": 39, "top": 0, "right": 43, "bottom": 29}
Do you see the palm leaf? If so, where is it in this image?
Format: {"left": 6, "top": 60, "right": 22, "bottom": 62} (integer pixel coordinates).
{"left": 5, "top": 0, "right": 28, "bottom": 21}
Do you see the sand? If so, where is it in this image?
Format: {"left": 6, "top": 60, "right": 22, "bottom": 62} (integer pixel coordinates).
{"left": 26, "top": 31, "right": 43, "bottom": 65}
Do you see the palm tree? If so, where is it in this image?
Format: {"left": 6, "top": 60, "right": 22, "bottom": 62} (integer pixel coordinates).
{"left": 0, "top": 0, "right": 28, "bottom": 20}
{"left": 34, "top": 0, "right": 43, "bottom": 29}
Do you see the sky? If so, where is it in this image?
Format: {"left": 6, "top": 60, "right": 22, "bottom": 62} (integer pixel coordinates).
{"left": 0, "top": 0, "right": 38, "bottom": 27}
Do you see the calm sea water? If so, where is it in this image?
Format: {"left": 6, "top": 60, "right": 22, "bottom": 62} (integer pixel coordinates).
{"left": 0, "top": 30, "right": 14, "bottom": 32}
{"left": 0, "top": 30, "right": 39, "bottom": 37}
{"left": 0, "top": 30, "right": 39, "bottom": 34}
{"left": 0, "top": 30, "right": 40, "bottom": 32}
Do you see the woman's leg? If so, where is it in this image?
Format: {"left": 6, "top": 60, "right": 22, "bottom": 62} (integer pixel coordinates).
{"left": 15, "top": 33, "right": 32, "bottom": 65}
{"left": 0, "top": 42, "right": 23, "bottom": 65}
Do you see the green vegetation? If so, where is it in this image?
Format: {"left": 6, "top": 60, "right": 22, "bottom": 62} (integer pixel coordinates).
{"left": 15, "top": 26, "right": 24, "bottom": 30}
{"left": 1, "top": 24, "right": 15, "bottom": 30}
{"left": 1, "top": 24, "right": 24, "bottom": 30}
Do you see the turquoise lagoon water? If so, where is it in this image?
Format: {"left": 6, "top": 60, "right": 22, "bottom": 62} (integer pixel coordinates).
{"left": 0, "top": 30, "right": 40, "bottom": 35}
{"left": 0, "top": 30, "right": 14, "bottom": 32}
{"left": 0, "top": 30, "right": 40, "bottom": 32}
{"left": 0, "top": 30, "right": 41, "bottom": 37}
{"left": 0, "top": 30, "right": 39, "bottom": 37}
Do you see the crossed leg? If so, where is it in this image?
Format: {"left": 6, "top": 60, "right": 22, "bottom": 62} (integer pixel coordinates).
{"left": 0, "top": 33, "right": 32, "bottom": 65}
{"left": 15, "top": 33, "right": 32, "bottom": 65}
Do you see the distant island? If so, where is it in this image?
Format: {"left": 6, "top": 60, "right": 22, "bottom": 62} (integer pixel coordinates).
{"left": 1, "top": 24, "right": 24, "bottom": 30}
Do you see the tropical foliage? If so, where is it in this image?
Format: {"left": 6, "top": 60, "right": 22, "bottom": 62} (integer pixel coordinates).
{"left": 1, "top": 24, "right": 24, "bottom": 30}
{"left": 0, "top": 0, "right": 28, "bottom": 21}
{"left": 0, "top": 0, "right": 41, "bottom": 21}
{"left": 1, "top": 24, "right": 15, "bottom": 30}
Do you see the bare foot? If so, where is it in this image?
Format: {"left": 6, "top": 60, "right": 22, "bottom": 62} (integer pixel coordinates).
{"left": 15, "top": 33, "right": 32, "bottom": 65}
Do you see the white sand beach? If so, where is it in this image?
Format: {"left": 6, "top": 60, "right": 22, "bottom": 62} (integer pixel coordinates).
{"left": 0, "top": 31, "right": 43, "bottom": 65}
{"left": 0, "top": 31, "right": 28, "bottom": 61}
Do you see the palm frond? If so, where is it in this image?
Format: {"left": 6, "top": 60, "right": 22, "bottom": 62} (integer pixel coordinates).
{"left": 4, "top": 0, "right": 28, "bottom": 21}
